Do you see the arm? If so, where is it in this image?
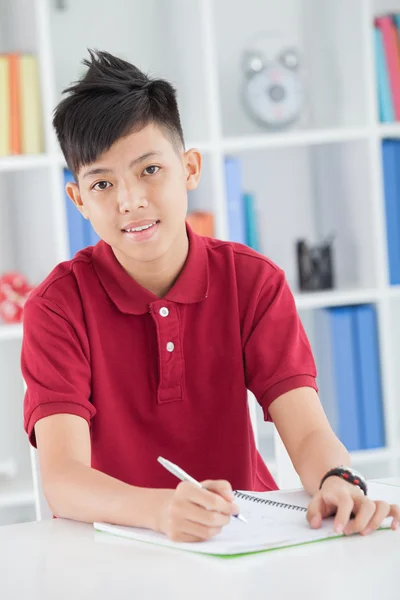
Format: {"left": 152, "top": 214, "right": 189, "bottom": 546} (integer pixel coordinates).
{"left": 35, "top": 414, "right": 166, "bottom": 529}
{"left": 269, "top": 387, "right": 400, "bottom": 534}
{"left": 35, "top": 413, "right": 238, "bottom": 540}
{"left": 268, "top": 386, "right": 350, "bottom": 495}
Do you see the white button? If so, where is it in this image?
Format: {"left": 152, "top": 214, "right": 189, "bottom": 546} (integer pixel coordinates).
{"left": 166, "top": 342, "right": 174, "bottom": 352}
{"left": 159, "top": 307, "right": 169, "bottom": 317}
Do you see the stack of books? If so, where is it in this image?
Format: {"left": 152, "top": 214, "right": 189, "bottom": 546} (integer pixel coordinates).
{"left": 381, "top": 139, "right": 400, "bottom": 284}
{"left": 316, "top": 304, "right": 385, "bottom": 452}
{"left": 374, "top": 14, "right": 400, "bottom": 122}
{"left": 0, "top": 53, "right": 43, "bottom": 155}
{"left": 224, "top": 156, "right": 260, "bottom": 252}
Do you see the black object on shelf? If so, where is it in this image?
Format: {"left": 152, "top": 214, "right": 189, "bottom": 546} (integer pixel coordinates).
{"left": 296, "top": 238, "right": 335, "bottom": 291}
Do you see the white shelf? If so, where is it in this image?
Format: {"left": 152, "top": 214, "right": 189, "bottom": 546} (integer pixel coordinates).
{"left": 0, "top": 324, "right": 23, "bottom": 341}
{"left": 378, "top": 123, "right": 400, "bottom": 137}
{"left": 221, "top": 127, "right": 372, "bottom": 153}
{"left": 294, "top": 287, "right": 381, "bottom": 311}
{"left": 0, "top": 476, "right": 35, "bottom": 509}
{"left": 0, "top": 154, "right": 53, "bottom": 172}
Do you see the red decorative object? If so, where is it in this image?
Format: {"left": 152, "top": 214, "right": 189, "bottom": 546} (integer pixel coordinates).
{"left": 0, "top": 272, "right": 33, "bottom": 324}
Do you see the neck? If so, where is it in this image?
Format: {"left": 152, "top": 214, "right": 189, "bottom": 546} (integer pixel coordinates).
{"left": 116, "top": 229, "right": 189, "bottom": 298}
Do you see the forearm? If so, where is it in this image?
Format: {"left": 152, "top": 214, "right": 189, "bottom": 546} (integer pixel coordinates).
{"left": 45, "top": 460, "right": 170, "bottom": 530}
{"left": 294, "top": 429, "right": 351, "bottom": 496}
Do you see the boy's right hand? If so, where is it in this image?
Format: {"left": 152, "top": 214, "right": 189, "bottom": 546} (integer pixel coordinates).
{"left": 156, "top": 479, "right": 240, "bottom": 543}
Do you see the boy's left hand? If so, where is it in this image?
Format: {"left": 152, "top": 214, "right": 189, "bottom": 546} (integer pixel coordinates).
{"left": 306, "top": 476, "right": 400, "bottom": 536}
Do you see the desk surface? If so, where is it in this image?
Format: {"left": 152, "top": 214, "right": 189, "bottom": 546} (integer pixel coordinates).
{"left": 1, "top": 478, "right": 400, "bottom": 600}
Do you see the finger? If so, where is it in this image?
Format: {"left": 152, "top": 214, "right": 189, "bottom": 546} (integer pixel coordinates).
{"left": 389, "top": 504, "right": 400, "bottom": 531}
{"left": 181, "top": 500, "right": 231, "bottom": 529}
{"left": 180, "top": 520, "right": 223, "bottom": 541}
{"left": 306, "top": 493, "right": 324, "bottom": 528}
{"left": 166, "top": 529, "right": 209, "bottom": 543}
{"left": 360, "top": 501, "right": 395, "bottom": 535}
{"left": 345, "top": 498, "right": 377, "bottom": 535}
{"left": 177, "top": 481, "right": 232, "bottom": 515}
{"left": 329, "top": 493, "right": 354, "bottom": 534}
{"left": 201, "top": 479, "right": 234, "bottom": 502}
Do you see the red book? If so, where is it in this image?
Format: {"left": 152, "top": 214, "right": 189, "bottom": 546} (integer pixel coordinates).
{"left": 375, "top": 16, "right": 400, "bottom": 120}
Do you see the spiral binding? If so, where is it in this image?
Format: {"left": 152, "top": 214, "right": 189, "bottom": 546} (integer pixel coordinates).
{"left": 234, "top": 490, "right": 307, "bottom": 512}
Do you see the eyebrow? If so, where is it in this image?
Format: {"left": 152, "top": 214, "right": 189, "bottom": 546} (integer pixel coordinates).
{"left": 82, "top": 151, "right": 163, "bottom": 179}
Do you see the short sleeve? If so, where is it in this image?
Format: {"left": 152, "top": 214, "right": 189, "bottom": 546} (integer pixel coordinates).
{"left": 244, "top": 269, "right": 318, "bottom": 422}
{"left": 21, "top": 295, "right": 96, "bottom": 447}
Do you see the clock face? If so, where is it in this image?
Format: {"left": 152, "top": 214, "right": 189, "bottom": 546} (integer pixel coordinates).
{"left": 243, "top": 63, "right": 304, "bottom": 128}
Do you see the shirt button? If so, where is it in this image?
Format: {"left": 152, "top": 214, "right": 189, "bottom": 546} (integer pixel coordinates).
{"left": 159, "top": 307, "right": 169, "bottom": 317}
{"left": 166, "top": 342, "right": 175, "bottom": 352}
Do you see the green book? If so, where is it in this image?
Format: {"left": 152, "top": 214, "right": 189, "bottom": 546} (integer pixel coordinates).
{"left": 243, "top": 192, "right": 260, "bottom": 252}
{"left": 93, "top": 482, "right": 398, "bottom": 557}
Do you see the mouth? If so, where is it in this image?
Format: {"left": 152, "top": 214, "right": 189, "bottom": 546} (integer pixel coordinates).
{"left": 121, "top": 220, "right": 160, "bottom": 241}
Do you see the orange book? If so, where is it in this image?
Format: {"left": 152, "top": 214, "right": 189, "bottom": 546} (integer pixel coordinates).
{"left": 0, "top": 55, "right": 10, "bottom": 156}
{"left": 186, "top": 212, "right": 214, "bottom": 237}
{"left": 8, "top": 53, "right": 21, "bottom": 154}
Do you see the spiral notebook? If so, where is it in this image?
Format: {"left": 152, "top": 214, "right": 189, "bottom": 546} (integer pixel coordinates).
{"left": 94, "top": 482, "right": 398, "bottom": 557}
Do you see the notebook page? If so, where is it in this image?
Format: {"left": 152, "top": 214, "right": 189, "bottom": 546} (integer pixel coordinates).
{"left": 94, "top": 494, "right": 338, "bottom": 556}
{"left": 94, "top": 482, "right": 397, "bottom": 556}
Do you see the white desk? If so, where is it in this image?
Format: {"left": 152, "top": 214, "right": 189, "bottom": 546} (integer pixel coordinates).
{"left": 1, "top": 479, "right": 400, "bottom": 600}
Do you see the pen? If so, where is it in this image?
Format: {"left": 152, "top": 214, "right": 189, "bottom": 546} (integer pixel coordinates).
{"left": 157, "top": 456, "right": 248, "bottom": 524}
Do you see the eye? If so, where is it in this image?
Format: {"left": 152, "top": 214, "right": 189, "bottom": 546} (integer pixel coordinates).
{"left": 143, "top": 165, "right": 160, "bottom": 176}
{"left": 92, "top": 181, "right": 112, "bottom": 191}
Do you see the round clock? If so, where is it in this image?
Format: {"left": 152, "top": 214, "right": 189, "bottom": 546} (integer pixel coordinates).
{"left": 242, "top": 46, "right": 305, "bottom": 129}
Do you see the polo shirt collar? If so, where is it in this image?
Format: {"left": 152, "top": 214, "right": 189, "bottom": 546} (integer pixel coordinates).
{"left": 92, "top": 224, "right": 209, "bottom": 315}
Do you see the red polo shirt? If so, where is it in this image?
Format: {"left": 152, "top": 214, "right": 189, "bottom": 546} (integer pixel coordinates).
{"left": 22, "top": 225, "right": 317, "bottom": 492}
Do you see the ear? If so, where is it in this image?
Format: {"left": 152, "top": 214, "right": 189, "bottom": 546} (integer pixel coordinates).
{"left": 184, "top": 148, "right": 202, "bottom": 191}
{"left": 65, "top": 181, "right": 89, "bottom": 220}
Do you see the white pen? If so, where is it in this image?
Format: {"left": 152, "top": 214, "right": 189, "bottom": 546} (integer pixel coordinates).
{"left": 157, "top": 456, "right": 248, "bottom": 524}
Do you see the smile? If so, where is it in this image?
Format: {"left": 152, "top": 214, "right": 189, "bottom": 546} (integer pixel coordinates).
{"left": 123, "top": 221, "right": 159, "bottom": 233}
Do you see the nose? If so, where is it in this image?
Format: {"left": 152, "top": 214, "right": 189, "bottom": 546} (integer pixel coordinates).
{"left": 118, "top": 181, "right": 149, "bottom": 213}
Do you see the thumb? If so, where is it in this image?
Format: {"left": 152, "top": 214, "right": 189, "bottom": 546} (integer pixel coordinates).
{"left": 201, "top": 479, "right": 234, "bottom": 502}
{"left": 307, "top": 493, "right": 324, "bottom": 529}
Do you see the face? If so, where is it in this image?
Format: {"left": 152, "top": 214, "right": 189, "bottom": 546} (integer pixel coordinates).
{"left": 66, "top": 123, "right": 202, "bottom": 267}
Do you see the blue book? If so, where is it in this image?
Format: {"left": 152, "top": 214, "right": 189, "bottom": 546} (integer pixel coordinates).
{"left": 328, "top": 307, "right": 362, "bottom": 452}
{"left": 243, "top": 192, "right": 260, "bottom": 251}
{"left": 224, "top": 156, "right": 246, "bottom": 244}
{"left": 85, "top": 222, "right": 101, "bottom": 247}
{"left": 353, "top": 305, "right": 385, "bottom": 449}
{"left": 63, "top": 169, "right": 87, "bottom": 258}
{"left": 382, "top": 141, "right": 400, "bottom": 284}
{"left": 374, "top": 26, "right": 395, "bottom": 122}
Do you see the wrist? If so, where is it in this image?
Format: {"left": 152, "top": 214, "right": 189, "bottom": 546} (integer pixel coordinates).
{"left": 120, "top": 486, "right": 173, "bottom": 531}
{"left": 319, "top": 466, "right": 368, "bottom": 496}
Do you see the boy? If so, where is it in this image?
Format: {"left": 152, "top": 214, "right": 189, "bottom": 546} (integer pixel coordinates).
{"left": 22, "top": 50, "right": 399, "bottom": 543}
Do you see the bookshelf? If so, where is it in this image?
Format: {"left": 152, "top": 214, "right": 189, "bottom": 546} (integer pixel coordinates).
{"left": 1, "top": 0, "right": 400, "bottom": 523}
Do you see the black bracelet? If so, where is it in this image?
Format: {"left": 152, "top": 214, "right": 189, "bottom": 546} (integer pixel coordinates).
{"left": 319, "top": 467, "right": 368, "bottom": 496}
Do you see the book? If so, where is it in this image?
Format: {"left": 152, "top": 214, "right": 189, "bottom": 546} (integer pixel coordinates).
{"left": 186, "top": 211, "right": 214, "bottom": 237}
{"left": 327, "top": 307, "right": 362, "bottom": 451}
{"left": 63, "top": 169, "right": 87, "bottom": 257}
{"left": 19, "top": 54, "right": 43, "bottom": 154}
{"left": 0, "top": 55, "right": 10, "bottom": 156}
{"left": 375, "top": 16, "right": 400, "bottom": 120}
{"left": 353, "top": 305, "right": 385, "bottom": 450}
{"left": 86, "top": 222, "right": 101, "bottom": 247}
{"left": 93, "top": 481, "right": 398, "bottom": 557}
{"left": 243, "top": 192, "right": 260, "bottom": 251}
{"left": 382, "top": 140, "right": 400, "bottom": 284}
{"left": 224, "top": 156, "right": 246, "bottom": 244}
{"left": 8, "top": 53, "right": 21, "bottom": 155}
{"left": 374, "top": 26, "right": 395, "bottom": 122}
